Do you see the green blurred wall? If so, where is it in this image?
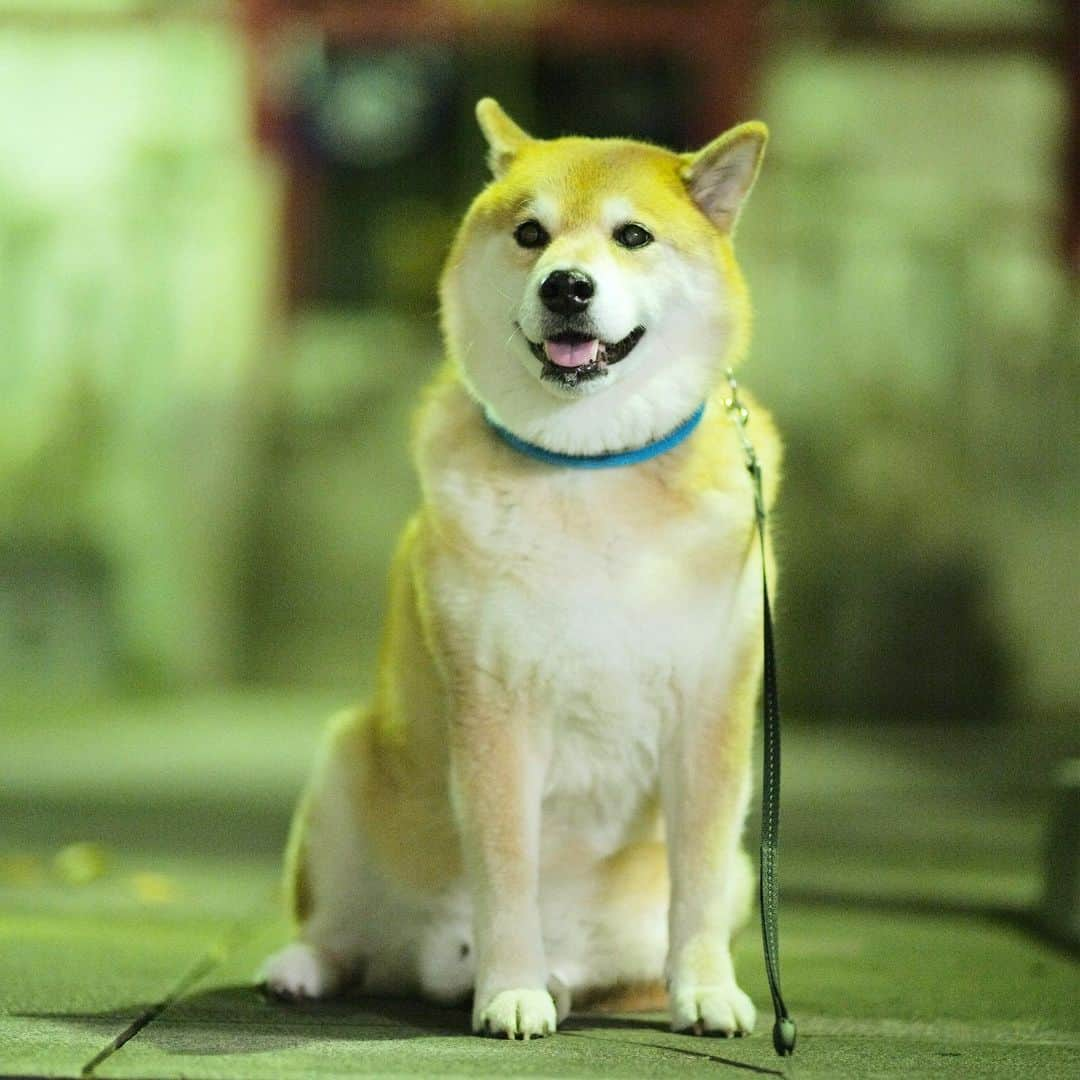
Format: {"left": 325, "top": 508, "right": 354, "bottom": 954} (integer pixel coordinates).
{"left": 741, "top": 40, "right": 1078, "bottom": 719}
{"left": 0, "top": 4, "right": 280, "bottom": 685}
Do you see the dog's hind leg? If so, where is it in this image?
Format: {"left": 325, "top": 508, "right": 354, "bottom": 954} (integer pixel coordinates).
{"left": 259, "top": 709, "right": 377, "bottom": 1000}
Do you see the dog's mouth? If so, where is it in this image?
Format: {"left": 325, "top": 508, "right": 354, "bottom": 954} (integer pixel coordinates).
{"left": 524, "top": 327, "right": 645, "bottom": 388}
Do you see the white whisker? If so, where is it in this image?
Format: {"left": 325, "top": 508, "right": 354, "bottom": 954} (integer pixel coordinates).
{"left": 503, "top": 325, "right": 523, "bottom": 352}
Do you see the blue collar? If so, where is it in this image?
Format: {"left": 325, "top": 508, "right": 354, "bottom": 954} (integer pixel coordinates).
{"left": 484, "top": 402, "right": 707, "bottom": 469}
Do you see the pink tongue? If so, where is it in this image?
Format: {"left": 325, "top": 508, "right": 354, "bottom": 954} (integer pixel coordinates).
{"left": 544, "top": 338, "right": 600, "bottom": 368}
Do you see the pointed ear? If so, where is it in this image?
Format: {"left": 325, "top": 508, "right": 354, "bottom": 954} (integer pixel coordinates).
{"left": 681, "top": 121, "right": 768, "bottom": 231}
{"left": 476, "top": 97, "right": 533, "bottom": 178}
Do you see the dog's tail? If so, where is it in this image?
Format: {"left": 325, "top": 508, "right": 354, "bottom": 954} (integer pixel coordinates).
{"left": 577, "top": 979, "right": 668, "bottom": 1013}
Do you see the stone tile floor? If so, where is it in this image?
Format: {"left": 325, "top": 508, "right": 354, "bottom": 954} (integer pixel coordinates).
{"left": 1, "top": 692, "right": 1076, "bottom": 1078}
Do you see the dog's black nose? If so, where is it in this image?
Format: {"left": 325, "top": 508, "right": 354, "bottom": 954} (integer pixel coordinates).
{"left": 539, "top": 269, "right": 595, "bottom": 316}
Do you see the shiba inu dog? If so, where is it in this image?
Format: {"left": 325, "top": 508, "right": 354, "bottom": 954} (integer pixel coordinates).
{"left": 260, "top": 98, "right": 780, "bottom": 1041}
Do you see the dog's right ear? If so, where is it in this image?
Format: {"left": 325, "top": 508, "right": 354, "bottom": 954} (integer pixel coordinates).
{"left": 476, "top": 98, "right": 533, "bottom": 178}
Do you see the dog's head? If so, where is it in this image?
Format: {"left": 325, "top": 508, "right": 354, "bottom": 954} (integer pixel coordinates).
{"left": 440, "top": 99, "right": 767, "bottom": 455}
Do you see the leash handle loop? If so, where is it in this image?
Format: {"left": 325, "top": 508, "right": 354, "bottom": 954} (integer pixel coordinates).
{"left": 724, "top": 370, "right": 797, "bottom": 1058}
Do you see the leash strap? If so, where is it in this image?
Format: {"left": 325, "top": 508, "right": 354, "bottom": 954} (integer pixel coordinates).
{"left": 724, "top": 370, "right": 797, "bottom": 1057}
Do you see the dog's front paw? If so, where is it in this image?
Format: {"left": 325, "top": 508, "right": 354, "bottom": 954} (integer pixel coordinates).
{"left": 258, "top": 942, "right": 341, "bottom": 1002}
{"left": 670, "top": 980, "right": 756, "bottom": 1037}
{"left": 473, "top": 988, "right": 558, "bottom": 1039}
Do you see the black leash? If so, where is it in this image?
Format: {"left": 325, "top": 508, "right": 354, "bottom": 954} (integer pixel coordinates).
{"left": 724, "top": 370, "right": 797, "bottom": 1058}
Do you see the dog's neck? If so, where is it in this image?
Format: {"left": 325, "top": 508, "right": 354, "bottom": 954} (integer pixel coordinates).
{"left": 483, "top": 402, "right": 706, "bottom": 469}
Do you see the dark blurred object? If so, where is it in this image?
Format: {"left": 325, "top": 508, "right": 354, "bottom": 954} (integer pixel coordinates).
{"left": 280, "top": 41, "right": 694, "bottom": 306}
{"left": 242, "top": 0, "right": 767, "bottom": 308}
{"left": 786, "top": 546, "right": 1013, "bottom": 720}
{"left": 0, "top": 542, "right": 117, "bottom": 689}
{"left": 1043, "top": 760, "right": 1080, "bottom": 948}
{"left": 244, "top": 0, "right": 764, "bottom": 141}
{"left": 533, "top": 51, "right": 688, "bottom": 146}
{"left": 1065, "top": 0, "right": 1080, "bottom": 275}
{"left": 282, "top": 42, "right": 462, "bottom": 305}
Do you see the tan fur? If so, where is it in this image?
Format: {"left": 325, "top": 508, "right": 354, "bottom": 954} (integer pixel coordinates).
{"left": 579, "top": 980, "right": 669, "bottom": 1014}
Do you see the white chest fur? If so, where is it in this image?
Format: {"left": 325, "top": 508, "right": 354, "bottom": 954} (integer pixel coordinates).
{"left": 418, "top": 391, "right": 758, "bottom": 858}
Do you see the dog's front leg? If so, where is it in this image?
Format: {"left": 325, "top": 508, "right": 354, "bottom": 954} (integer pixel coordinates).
{"left": 662, "top": 651, "right": 759, "bottom": 1037}
{"left": 451, "top": 694, "right": 556, "bottom": 1039}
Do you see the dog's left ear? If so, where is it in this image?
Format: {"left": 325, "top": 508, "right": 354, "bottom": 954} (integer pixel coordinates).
{"left": 681, "top": 121, "right": 768, "bottom": 232}
{"left": 476, "top": 98, "right": 533, "bottom": 178}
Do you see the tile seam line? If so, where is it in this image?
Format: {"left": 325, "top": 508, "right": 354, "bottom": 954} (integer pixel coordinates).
{"left": 79, "top": 899, "right": 267, "bottom": 1077}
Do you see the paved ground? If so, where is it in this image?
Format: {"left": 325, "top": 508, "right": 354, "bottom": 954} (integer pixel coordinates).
{"left": 1, "top": 691, "right": 1076, "bottom": 1079}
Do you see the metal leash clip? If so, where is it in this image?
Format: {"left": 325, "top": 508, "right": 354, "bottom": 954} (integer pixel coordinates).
{"left": 723, "top": 368, "right": 766, "bottom": 527}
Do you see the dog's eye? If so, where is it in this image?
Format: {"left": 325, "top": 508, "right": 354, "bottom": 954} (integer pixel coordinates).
{"left": 514, "top": 220, "right": 549, "bottom": 249}
{"left": 614, "top": 222, "right": 653, "bottom": 249}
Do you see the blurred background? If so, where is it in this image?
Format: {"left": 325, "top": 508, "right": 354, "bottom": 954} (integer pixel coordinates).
{"left": 1, "top": 5, "right": 1078, "bottom": 1071}
{"left": 0, "top": 0, "right": 1076, "bottom": 734}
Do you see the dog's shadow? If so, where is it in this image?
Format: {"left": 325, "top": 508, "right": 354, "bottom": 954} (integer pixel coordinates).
{"left": 18, "top": 984, "right": 470, "bottom": 1058}
{"left": 19, "top": 986, "right": 783, "bottom": 1075}
{"left": 18, "top": 984, "right": 669, "bottom": 1054}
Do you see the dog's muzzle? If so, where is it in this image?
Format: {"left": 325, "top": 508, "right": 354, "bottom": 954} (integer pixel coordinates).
{"left": 523, "top": 326, "right": 646, "bottom": 388}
